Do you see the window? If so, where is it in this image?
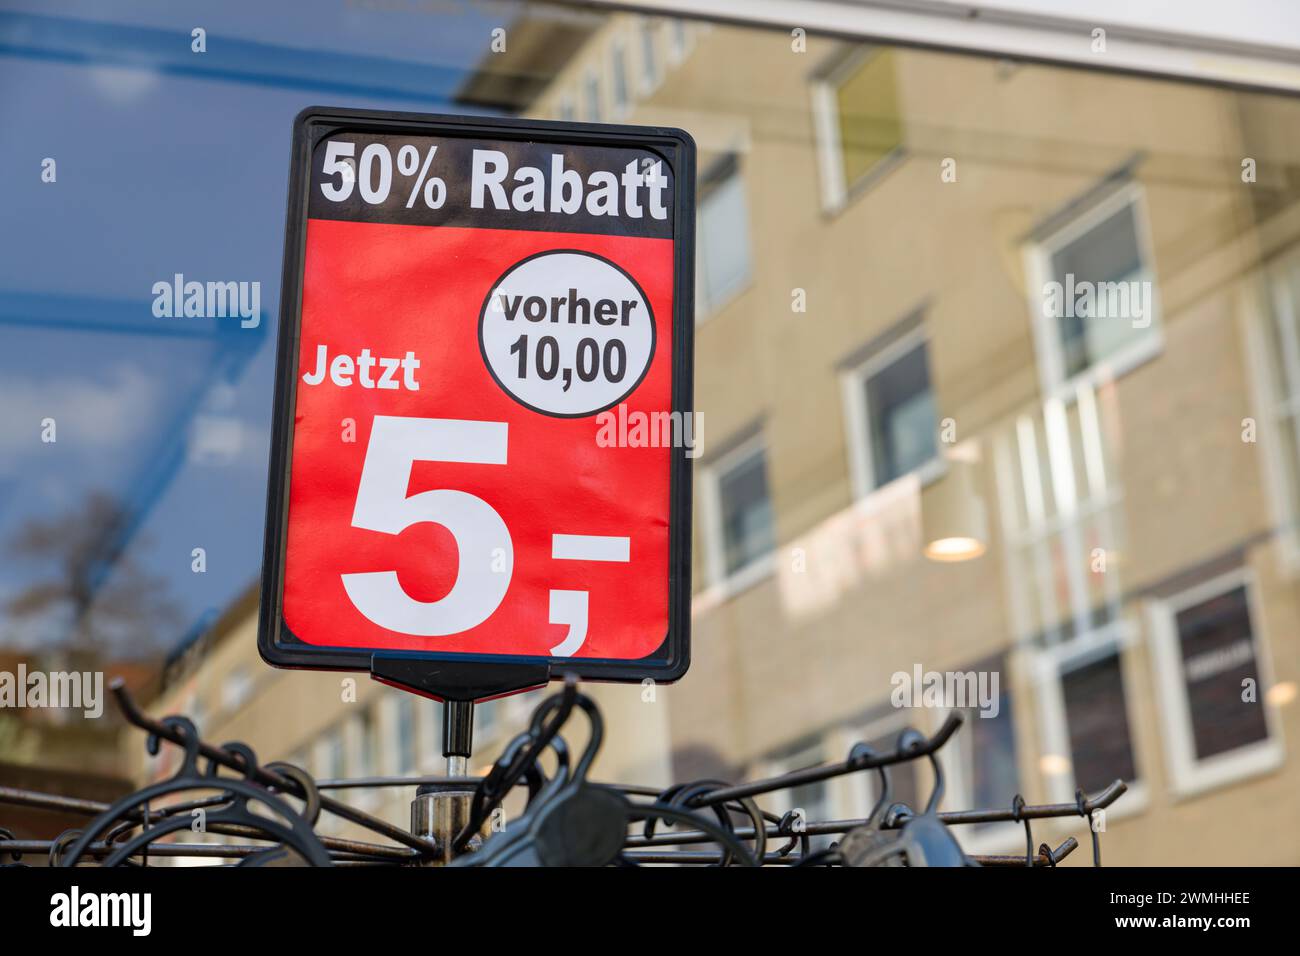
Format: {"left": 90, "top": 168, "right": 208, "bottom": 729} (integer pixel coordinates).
{"left": 767, "top": 742, "right": 832, "bottom": 851}
{"left": 1148, "top": 571, "right": 1281, "bottom": 795}
{"left": 705, "top": 437, "right": 775, "bottom": 586}
{"left": 1034, "top": 636, "right": 1140, "bottom": 801}
{"left": 1028, "top": 183, "right": 1161, "bottom": 392}
{"left": 220, "top": 665, "right": 252, "bottom": 713}
{"left": 857, "top": 726, "right": 921, "bottom": 816}
{"left": 814, "top": 49, "right": 903, "bottom": 210}
{"left": 583, "top": 69, "right": 601, "bottom": 122}
{"left": 477, "top": 698, "right": 501, "bottom": 743}
{"left": 610, "top": 42, "right": 629, "bottom": 117}
{"left": 638, "top": 17, "right": 659, "bottom": 92}
{"left": 992, "top": 378, "right": 1125, "bottom": 646}
{"left": 843, "top": 323, "right": 939, "bottom": 496}
{"left": 396, "top": 694, "right": 418, "bottom": 775}
{"left": 945, "top": 667, "right": 1024, "bottom": 853}
{"left": 1252, "top": 253, "right": 1300, "bottom": 570}
{"left": 353, "top": 708, "right": 378, "bottom": 778}
{"left": 696, "top": 156, "right": 752, "bottom": 318}
{"left": 668, "top": 18, "right": 688, "bottom": 63}
{"left": 556, "top": 95, "right": 575, "bottom": 123}
{"left": 427, "top": 700, "right": 443, "bottom": 769}
{"left": 318, "top": 727, "right": 345, "bottom": 781}
{"left": 957, "top": 680, "right": 1019, "bottom": 816}
{"left": 1060, "top": 652, "right": 1137, "bottom": 793}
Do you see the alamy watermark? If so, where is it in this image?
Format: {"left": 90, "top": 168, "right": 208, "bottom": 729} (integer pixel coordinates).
{"left": 0, "top": 664, "right": 103, "bottom": 718}
{"left": 50, "top": 887, "right": 151, "bottom": 936}
{"left": 151, "top": 274, "right": 261, "bottom": 328}
{"left": 1042, "top": 272, "right": 1151, "bottom": 329}
{"left": 595, "top": 402, "right": 703, "bottom": 458}
{"left": 890, "top": 664, "right": 1000, "bottom": 719}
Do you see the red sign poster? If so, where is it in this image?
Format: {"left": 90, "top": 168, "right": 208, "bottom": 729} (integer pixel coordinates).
{"left": 259, "top": 108, "right": 695, "bottom": 699}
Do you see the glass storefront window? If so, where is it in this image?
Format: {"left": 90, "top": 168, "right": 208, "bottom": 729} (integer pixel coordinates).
{"left": 4, "top": 1, "right": 1299, "bottom": 864}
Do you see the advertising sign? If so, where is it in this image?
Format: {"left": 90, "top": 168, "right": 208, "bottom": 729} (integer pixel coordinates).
{"left": 259, "top": 108, "right": 695, "bottom": 699}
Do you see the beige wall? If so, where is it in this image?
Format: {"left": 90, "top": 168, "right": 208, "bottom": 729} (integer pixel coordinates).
{"left": 531, "top": 18, "right": 1300, "bottom": 863}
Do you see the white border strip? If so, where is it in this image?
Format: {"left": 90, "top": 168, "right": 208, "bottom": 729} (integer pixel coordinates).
{"left": 573, "top": 0, "right": 1300, "bottom": 93}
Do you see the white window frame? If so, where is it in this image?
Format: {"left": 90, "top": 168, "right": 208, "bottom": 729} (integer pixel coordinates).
{"left": 811, "top": 47, "right": 906, "bottom": 214}
{"left": 936, "top": 683, "right": 1029, "bottom": 856}
{"left": 637, "top": 16, "right": 661, "bottom": 94}
{"left": 842, "top": 710, "right": 926, "bottom": 821}
{"left": 609, "top": 40, "right": 630, "bottom": 119}
{"left": 840, "top": 324, "right": 944, "bottom": 501}
{"left": 667, "top": 17, "right": 689, "bottom": 65}
{"left": 1030, "top": 621, "right": 1148, "bottom": 817}
{"left": 220, "top": 665, "right": 252, "bottom": 714}
{"left": 315, "top": 726, "right": 345, "bottom": 782}
{"left": 991, "top": 378, "right": 1126, "bottom": 646}
{"left": 695, "top": 156, "right": 754, "bottom": 322}
{"left": 1145, "top": 568, "right": 1284, "bottom": 799}
{"left": 391, "top": 692, "right": 418, "bottom": 776}
{"left": 555, "top": 94, "right": 575, "bottom": 123}
{"left": 582, "top": 68, "right": 602, "bottom": 123}
{"left": 701, "top": 434, "right": 775, "bottom": 595}
{"left": 417, "top": 698, "right": 444, "bottom": 775}
{"left": 1245, "top": 253, "right": 1300, "bottom": 574}
{"left": 1023, "top": 181, "right": 1163, "bottom": 400}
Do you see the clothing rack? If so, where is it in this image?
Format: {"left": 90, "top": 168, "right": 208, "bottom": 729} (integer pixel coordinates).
{"left": 0, "top": 678, "right": 1126, "bottom": 867}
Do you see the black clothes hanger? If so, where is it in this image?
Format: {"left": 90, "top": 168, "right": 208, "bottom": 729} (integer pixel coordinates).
{"left": 836, "top": 743, "right": 904, "bottom": 867}
{"left": 458, "top": 689, "right": 630, "bottom": 867}
{"left": 1012, "top": 793, "right": 1034, "bottom": 867}
{"left": 643, "top": 780, "right": 766, "bottom": 866}
{"left": 58, "top": 717, "right": 332, "bottom": 868}
{"left": 858, "top": 728, "right": 974, "bottom": 867}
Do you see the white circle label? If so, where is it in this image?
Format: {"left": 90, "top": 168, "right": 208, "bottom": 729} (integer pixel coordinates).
{"left": 479, "top": 251, "right": 656, "bottom": 417}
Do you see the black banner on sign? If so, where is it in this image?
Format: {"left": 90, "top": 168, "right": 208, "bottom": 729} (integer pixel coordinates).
{"left": 307, "top": 132, "right": 676, "bottom": 238}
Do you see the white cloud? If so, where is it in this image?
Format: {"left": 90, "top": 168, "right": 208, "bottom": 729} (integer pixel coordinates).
{"left": 0, "top": 364, "right": 158, "bottom": 474}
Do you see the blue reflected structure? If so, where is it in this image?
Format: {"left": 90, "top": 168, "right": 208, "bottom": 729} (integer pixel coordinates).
{"left": 0, "top": 1, "right": 577, "bottom": 664}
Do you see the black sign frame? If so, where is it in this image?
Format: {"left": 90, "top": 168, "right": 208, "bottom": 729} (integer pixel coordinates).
{"left": 258, "top": 107, "right": 695, "bottom": 701}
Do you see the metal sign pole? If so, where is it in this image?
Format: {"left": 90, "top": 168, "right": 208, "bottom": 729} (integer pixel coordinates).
{"left": 410, "top": 698, "right": 478, "bottom": 866}
{"left": 442, "top": 699, "right": 474, "bottom": 779}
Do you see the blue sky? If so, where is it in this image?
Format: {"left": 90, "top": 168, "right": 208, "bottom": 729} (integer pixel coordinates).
{"left": 0, "top": 1, "right": 520, "bottom": 658}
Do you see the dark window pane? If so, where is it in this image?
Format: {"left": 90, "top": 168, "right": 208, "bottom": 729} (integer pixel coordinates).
{"left": 1060, "top": 652, "right": 1138, "bottom": 793}
{"left": 1049, "top": 202, "right": 1147, "bottom": 377}
{"left": 1174, "top": 586, "right": 1270, "bottom": 761}
{"left": 719, "top": 451, "right": 774, "bottom": 575}
{"left": 1051, "top": 204, "right": 1142, "bottom": 292}
{"left": 784, "top": 751, "right": 832, "bottom": 850}
{"left": 966, "top": 692, "right": 1019, "bottom": 813}
{"left": 867, "top": 732, "right": 920, "bottom": 813}
{"left": 866, "top": 341, "right": 936, "bottom": 485}
{"left": 397, "top": 695, "right": 417, "bottom": 774}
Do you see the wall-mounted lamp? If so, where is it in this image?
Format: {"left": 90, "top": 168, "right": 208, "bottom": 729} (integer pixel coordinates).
{"left": 1266, "top": 681, "right": 1297, "bottom": 708}
{"left": 922, "top": 452, "right": 988, "bottom": 563}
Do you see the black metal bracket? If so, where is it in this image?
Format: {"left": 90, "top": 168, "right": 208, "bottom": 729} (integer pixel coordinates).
{"left": 369, "top": 654, "right": 551, "bottom": 704}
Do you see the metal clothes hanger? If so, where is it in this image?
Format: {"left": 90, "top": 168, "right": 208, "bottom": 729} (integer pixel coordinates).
{"left": 1012, "top": 793, "right": 1035, "bottom": 867}
{"left": 835, "top": 743, "right": 904, "bottom": 867}
{"left": 58, "top": 717, "right": 331, "bottom": 867}
{"left": 858, "top": 728, "right": 975, "bottom": 867}
{"left": 459, "top": 689, "right": 630, "bottom": 867}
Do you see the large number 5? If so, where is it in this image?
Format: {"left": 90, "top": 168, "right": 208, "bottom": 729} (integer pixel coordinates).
{"left": 341, "top": 416, "right": 513, "bottom": 636}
